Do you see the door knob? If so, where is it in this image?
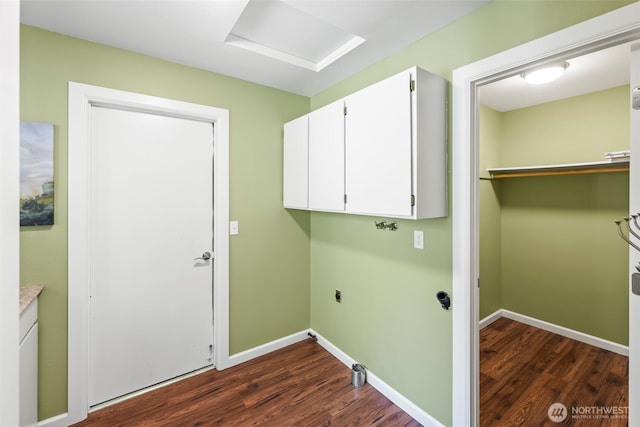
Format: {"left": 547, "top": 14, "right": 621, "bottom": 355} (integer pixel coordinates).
{"left": 194, "top": 252, "right": 211, "bottom": 261}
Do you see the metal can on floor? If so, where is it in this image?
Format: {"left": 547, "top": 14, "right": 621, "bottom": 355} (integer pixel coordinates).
{"left": 351, "top": 363, "right": 366, "bottom": 387}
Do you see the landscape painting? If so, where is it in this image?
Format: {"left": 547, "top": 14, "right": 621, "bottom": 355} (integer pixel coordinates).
{"left": 20, "top": 121, "right": 54, "bottom": 227}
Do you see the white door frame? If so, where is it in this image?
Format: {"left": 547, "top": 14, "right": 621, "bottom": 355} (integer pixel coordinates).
{"left": 452, "top": 3, "right": 640, "bottom": 426}
{"left": 629, "top": 41, "right": 640, "bottom": 427}
{"left": 67, "top": 82, "right": 230, "bottom": 425}
{"left": 0, "top": 2, "right": 20, "bottom": 426}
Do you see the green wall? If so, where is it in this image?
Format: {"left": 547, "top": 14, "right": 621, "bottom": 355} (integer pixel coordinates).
{"left": 479, "top": 85, "right": 631, "bottom": 328}
{"left": 500, "top": 173, "right": 629, "bottom": 343}
{"left": 485, "top": 86, "right": 629, "bottom": 344}
{"left": 480, "top": 86, "right": 629, "bottom": 343}
{"left": 479, "top": 106, "right": 503, "bottom": 319}
{"left": 20, "top": 26, "right": 311, "bottom": 420}
{"left": 500, "top": 86, "right": 630, "bottom": 166}
{"left": 309, "top": 2, "right": 634, "bottom": 425}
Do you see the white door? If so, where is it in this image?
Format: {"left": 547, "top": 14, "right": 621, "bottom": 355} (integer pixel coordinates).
{"left": 345, "top": 70, "right": 412, "bottom": 217}
{"left": 88, "top": 106, "right": 214, "bottom": 406}
{"left": 629, "top": 43, "right": 640, "bottom": 427}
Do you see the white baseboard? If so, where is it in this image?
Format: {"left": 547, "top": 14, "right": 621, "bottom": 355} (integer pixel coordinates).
{"left": 478, "top": 309, "right": 503, "bottom": 329}
{"left": 227, "top": 329, "right": 311, "bottom": 367}
{"left": 311, "top": 329, "right": 445, "bottom": 427}
{"left": 37, "top": 412, "right": 68, "bottom": 427}
{"left": 480, "top": 309, "right": 629, "bottom": 357}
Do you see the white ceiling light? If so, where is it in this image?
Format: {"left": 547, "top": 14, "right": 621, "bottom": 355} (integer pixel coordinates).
{"left": 521, "top": 62, "right": 569, "bottom": 85}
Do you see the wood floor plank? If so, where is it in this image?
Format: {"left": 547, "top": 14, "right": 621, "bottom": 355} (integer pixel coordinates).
{"left": 480, "top": 318, "right": 628, "bottom": 427}
{"left": 72, "top": 340, "right": 420, "bottom": 426}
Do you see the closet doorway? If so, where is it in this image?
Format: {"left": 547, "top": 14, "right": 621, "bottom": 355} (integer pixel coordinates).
{"left": 477, "top": 41, "right": 635, "bottom": 425}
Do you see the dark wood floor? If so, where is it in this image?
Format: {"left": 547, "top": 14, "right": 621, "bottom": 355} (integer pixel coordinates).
{"left": 72, "top": 339, "right": 420, "bottom": 426}
{"left": 480, "top": 317, "right": 628, "bottom": 426}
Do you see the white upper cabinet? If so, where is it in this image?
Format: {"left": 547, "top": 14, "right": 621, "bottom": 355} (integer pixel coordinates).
{"left": 283, "top": 114, "right": 308, "bottom": 209}
{"left": 411, "top": 67, "right": 447, "bottom": 219}
{"left": 345, "top": 70, "right": 413, "bottom": 217}
{"left": 309, "top": 99, "right": 345, "bottom": 212}
{"left": 283, "top": 66, "right": 446, "bottom": 219}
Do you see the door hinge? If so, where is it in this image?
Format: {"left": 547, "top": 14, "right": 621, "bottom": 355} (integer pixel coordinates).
{"left": 477, "top": 278, "right": 480, "bottom": 288}
{"left": 344, "top": 194, "right": 348, "bottom": 204}
{"left": 633, "top": 86, "right": 640, "bottom": 110}
{"left": 410, "top": 80, "right": 416, "bottom": 92}
{"left": 411, "top": 195, "right": 415, "bottom": 206}
{"left": 344, "top": 105, "right": 348, "bottom": 116}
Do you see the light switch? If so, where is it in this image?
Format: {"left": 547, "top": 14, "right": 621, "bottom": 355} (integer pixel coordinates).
{"left": 230, "top": 221, "right": 239, "bottom": 236}
{"left": 414, "top": 230, "right": 424, "bottom": 250}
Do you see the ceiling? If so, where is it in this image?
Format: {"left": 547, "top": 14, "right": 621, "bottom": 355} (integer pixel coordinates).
{"left": 20, "top": 0, "right": 491, "bottom": 97}
{"left": 21, "top": 1, "right": 636, "bottom": 106}
{"left": 479, "top": 41, "right": 635, "bottom": 112}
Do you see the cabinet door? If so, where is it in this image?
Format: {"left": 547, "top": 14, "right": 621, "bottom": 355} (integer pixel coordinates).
{"left": 345, "top": 70, "right": 412, "bottom": 217}
{"left": 283, "top": 115, "right": 309, "bottom": 209}
{"left": 19, "top": 323, "right": 37, "bottom": 427}
{"left": 309, "top": 100, "right": 345, "bottom": 211}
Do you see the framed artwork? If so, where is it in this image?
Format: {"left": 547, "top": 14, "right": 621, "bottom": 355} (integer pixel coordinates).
{"left": 20, "top": 121, "right": 54, "bottom": 227}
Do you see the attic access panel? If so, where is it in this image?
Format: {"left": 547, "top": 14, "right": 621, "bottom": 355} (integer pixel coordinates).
{"left": 225, "top": 0, "right": 365, "bottom": 71}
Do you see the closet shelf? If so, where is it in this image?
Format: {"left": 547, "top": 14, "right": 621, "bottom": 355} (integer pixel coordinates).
{"left": 487, "top": 160, "right": 629, "bottom": 179}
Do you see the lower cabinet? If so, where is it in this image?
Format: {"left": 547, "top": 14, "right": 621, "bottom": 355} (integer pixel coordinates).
{"left": 19, "top": 300, "right": 38, "bottom": 427}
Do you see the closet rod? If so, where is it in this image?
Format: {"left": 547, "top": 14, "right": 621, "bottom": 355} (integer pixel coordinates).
{"left": 488, "top": 160, "right": 629, "bottom": 179}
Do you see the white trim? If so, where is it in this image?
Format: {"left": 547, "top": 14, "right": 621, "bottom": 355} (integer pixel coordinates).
{"left": 37, "top": 413, "right": 68, "bottom": 427}
{"left": 312, "top": 330, "right": 445, "bottom": 427}
{"left": 67, "top": 82, "right": 230, "bottom": 425}
{"left": 629, "top": 41, "right": 640, "bottom": 427}
{"left": 480, "top": 309, "right": 629, "bottom": 356}
{"left": 0, "top": 2, "right": 20, "bottom": 427}
{"left": 478, "top": 310, "right": 502, "bottom": 330}
{"left": 224, "top": 34, "right": 365, "bottom": 72}
{"left": 227, "top": 330, "right": 310, "bottom": 367}
{"left": 452, "top": 4, "right": 640, "bottom": 426}
{"left": 501, "top": 310, "right": 629, "bottom": 356}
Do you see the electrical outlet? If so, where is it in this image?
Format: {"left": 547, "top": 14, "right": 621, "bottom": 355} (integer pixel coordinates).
{"left": 414, "top": 230, "right": 424, "bottom": 250}
{"left": 335, "top": 289, "right": 342, "bottom": 303}
{"left": 230, "top": 221, "right": 239, "bottom": 235}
